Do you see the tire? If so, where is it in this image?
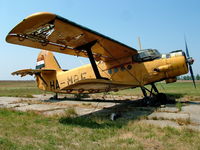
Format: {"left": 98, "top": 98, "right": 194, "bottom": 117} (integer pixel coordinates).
{"left": 155, "top": 93, "right": 168, "bottom": 104}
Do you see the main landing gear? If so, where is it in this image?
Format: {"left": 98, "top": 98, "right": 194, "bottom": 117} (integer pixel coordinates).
{"left": 140, "top": 83, "right": 172, "bottom": 106}
{"left": 49, "top": 93, "right": 58, "bottom": 100}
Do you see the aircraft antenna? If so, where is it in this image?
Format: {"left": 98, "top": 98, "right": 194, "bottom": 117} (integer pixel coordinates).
{"left": 138, "top": 37, "right": 142, "bottom": 50}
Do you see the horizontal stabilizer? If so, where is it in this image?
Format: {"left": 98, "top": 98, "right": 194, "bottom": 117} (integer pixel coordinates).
{"left": 12, "top": 69, "right": 56, "bottom": 77}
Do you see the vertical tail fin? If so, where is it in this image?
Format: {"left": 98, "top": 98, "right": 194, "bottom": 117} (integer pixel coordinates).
{"left": 36, "top": 50, "right": 61, "bottom": 71}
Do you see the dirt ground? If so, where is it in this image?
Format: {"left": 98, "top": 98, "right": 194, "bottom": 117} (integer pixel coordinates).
{"left": 0, "top": 94, "right": 200, "bottom": 131}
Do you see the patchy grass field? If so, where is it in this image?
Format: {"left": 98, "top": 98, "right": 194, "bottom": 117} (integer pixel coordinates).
{"left": 0, "top": 81, "right": 46, "bottom": 97}
{"left": 0, "top": 80, "right": 199, "bottom": 100}
{"left": 0, "top": 108, "right": 200, "bottom": 150}
{"left": 104, "top": 81, "right": 200, "bottom": 101}
{"left": 0, "top": 81, "right": 200, "bottom": 149}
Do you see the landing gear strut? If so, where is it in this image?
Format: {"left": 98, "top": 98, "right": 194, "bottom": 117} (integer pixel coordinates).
{"left": 140, "top": 83, "right": 169, "bottom": 106}
{"left": 53, "top": 93, "right": 58, "bottom": 99}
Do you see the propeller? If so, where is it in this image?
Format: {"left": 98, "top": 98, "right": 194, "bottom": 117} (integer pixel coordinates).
{"left": 184, "top": 38, "right": 196, "bottom": 88}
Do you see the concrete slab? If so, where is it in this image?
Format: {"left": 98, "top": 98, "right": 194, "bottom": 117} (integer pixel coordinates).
{"left": 75, "top": 107, "right": 102, "bottom": 116}
{"left": 0, "top": 97, "right": 20, "bottom": 105}
{"left": 158, "top": 107, "right": 179, "bottom": 113}
{"left": 182, "top": 104, "right": 200, "bottom": 125}
{"left": 1, "top": 96, "right": 200, "bottom": 131}
{"left": 15, "top": 104, "right": 66, "bottom": 112}
{"left": 141, "top": 120, "right": 181, "bottom": 129}
{"left": 148, "top": 112, "right": 189, "bottom": 120}
{"left": 1, "top": 103, "right": 28, "bottom": 108}
{"left": 187, "top": 124, "right": 200, "bottom": 131}
{"left": 42, "top": 107, "right": 102, "bottom": 116}
{"left": 42, "top": 109, "right": 66, "bottom": 116}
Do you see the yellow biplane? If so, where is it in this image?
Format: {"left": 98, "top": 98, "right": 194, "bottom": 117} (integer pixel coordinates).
{"left": 6, "top": 12, "right": 195, "bottom": 103}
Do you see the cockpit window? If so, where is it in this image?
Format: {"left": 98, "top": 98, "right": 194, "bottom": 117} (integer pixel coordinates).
{"left": 133, "top": 49, "right": 161, "bottom": 62}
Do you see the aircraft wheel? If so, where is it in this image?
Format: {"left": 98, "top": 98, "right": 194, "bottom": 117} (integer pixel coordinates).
{"left": 50, "top": 94, "right": 58, "bottom": 100}
{"left": 142, "top": 97, "right": 157, "bottom": 106}
{"left": 155, "top": 93, "right": 168, "bottom": 105}
{"left": 53, "top": 93, "right": 58, "bottom": 100}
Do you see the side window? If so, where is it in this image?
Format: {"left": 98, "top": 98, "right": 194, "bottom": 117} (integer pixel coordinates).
{"left": 132, "top": 54, "right": 140, "bottom": 62}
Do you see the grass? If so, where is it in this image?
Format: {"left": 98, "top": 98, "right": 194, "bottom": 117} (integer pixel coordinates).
{"left": 0, "top": 80, "right": 200, "bottom": 149}
{"left": 0, "top": 80, "right": 49, "bottom": 97}
{"left": 0, "top": 108, "right": 200, "bottom": 150}
{"left": 63, "top": 107, "right": 78, "bottom": 118}
{"left": 105, "top": 81, "right": 200, "bottom": 101}
{"left": 176, "top": 102, "right": 183, "bottom": 111}
{"left": 0, "top": 80, "right": 199, "bottom": 100}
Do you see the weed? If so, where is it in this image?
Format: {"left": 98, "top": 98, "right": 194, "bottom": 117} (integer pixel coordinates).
{"left": 138, "top": 115, "right": 148, "bottom": 120}
{"left": 145, "top": 132, "right": 156, "bottom": 139}
{"left": 152, "top": 116, "right": 158, "bottom": 120}
{"left": 0, "top": 137, "right": 18, "bottom": 149}
{"left": 82, "top": 103, "right": 92, "bottom": 106}
{"left": 176, "top": 118, "right": 191, "bottom": 125}
{"left": 163, "top": 126, "right": 180, "bottom": 136}
{"left": 64, "top": 107, "right": 78, "bottom": 118}
{"left": 176, "top": 102, "right": 182, "bottom": 111}
{"left": 25, "top": 94, "right": 34, "bottom": 98}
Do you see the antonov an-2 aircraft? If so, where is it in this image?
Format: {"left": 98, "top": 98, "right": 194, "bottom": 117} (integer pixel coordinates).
{"left": 6, "top": 12, "right": 195, "bottom": 103}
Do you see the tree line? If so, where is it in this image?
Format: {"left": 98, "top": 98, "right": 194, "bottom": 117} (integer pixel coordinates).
{"left": 177, "top": 74, "right": 200, "bottom": 80}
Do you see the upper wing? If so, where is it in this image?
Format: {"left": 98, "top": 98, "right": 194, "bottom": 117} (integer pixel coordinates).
{"left": 6, "top": 12, "right": 138, "bottom": 62}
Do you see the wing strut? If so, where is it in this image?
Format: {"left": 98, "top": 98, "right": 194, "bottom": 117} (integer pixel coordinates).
{"left": 76, "top": 40, "right": 107, "bottom": 80}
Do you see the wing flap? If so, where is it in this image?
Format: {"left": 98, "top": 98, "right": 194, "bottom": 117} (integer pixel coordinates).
{"left": 6, "top": 12, "right": 138, "bottom": 61}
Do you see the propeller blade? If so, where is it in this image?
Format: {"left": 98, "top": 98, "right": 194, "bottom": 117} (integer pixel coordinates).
{"left": 185, "top": 38, "right": 190, "bottom": 58}
{"left": 184, "top": 37, "right": 196, "bottom": 88}
{"left": 189, "top": 65, "right": 196, "bottom": 88}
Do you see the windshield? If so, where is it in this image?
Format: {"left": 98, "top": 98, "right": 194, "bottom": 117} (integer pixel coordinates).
{"left": 133, "top": 49, "right": 161, "bottom": 62}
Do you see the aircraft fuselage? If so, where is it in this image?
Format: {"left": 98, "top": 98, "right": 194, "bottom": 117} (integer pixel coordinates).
{"left": 37, "top": 50, "right": 188, "bottom": 94}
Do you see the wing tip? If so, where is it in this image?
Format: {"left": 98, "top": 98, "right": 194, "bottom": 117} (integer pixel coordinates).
{"left": 25, "top": 12, "right": 55, "bottom": 19}
{"left": 5, "top": 12, "right": 56, "bottom": 36}
{"left": 5, "top": 12, "right": 56, "bottom": 44}
{"left": 5, "top": 35, "right": 10, "bottom": 43}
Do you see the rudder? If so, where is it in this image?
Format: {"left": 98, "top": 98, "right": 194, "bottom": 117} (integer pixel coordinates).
{"left": 36, "top": 50, "right": 61, "bottom": 71}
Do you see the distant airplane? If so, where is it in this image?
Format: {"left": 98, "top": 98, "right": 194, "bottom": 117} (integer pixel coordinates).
{"left": 6, "top": 12, "right": 195, "bottom": 103}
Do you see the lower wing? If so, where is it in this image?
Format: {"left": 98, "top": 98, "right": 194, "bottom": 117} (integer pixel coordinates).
{"left": 61, "top": 79, "right": 136, "bottom": 94}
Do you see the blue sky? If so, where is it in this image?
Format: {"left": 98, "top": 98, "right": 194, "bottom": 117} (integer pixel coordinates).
{"left": 0, "top": 0, "right": 199, "bottom": 80}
